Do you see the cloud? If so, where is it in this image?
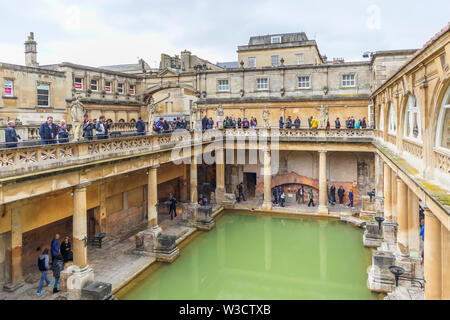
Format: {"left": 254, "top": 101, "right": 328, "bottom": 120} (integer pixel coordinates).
{"left": 0, "top": 0, "right": 449, "bottom": 67}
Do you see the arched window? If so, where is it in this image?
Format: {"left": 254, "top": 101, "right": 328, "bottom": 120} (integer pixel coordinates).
{"left": 436, "top": 86, "right": 450, "bottom": 150}
{"left": 130, "top": 119, "right": 136, "bottom": 123}
{"left": 404, "top": 95, "right": 422, "bottom": 141}
{"left": 388, "top": 102, "right": 397, "bottom": 134}
{"left": 379, "top": 105, "right": 384, "bottom": 131}
{"left": 119, "top": 119, "right": 125, "bottom": 123}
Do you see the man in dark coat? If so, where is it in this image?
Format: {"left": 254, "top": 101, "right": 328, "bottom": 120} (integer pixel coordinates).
{"left": 50, "top": 234, "right": 60, "bottom": 263}
{"left": 136, "top": 117, "right": 146, "bottom": 136}
{"left": 335, "top": 117, "right": 341, "bottom": 129}
{"left": 5, "top": 121, "right": 20, "bottom": 148}
{"left": 168, "top": 193, "right": 177, "bottom": 220}
{"left": 330, "top": 185, "right": 336, "bottom": 205}
{"left": 202, "top": 115, "right": 208, "bottom": 131}
{"left": 238, "top": 182, "right": 246, "bottom": 201}
{"left": 39, "top": 116, "right": 58, "bottom": 145}
{"left": 338, "top": 186, "right": 345, "bottom": 204}
{"left": 83, "top": 116, "right": 95, "bottom": 141}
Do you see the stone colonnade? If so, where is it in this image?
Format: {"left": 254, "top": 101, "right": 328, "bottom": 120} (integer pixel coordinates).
{"left": 379, "top": 156, "right": 449, "bottom": 300}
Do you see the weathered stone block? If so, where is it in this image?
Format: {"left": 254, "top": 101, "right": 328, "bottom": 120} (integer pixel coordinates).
{"left": 367, "top": 250, "right": 396, "bottom": 293}
{"left": 81, "top": 281, "right": 112, "bottom": 300}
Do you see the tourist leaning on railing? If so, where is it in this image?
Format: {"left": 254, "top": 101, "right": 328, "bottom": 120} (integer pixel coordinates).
{"left": 136, "top": 117, "right": 146, "bottom": 136}
{"left": 95, "top": 116, "right": 109, "bottom": 140}
{"left": 5, "top": 120, "right": 21, "bottom": 148}
{"left": 57, "top": 120, "right": 69, "bottom": 144}
{"left": 294, "top": 116, "right": 301, "bottom": 129}
{"left": 83, "top": 117, "right": 95, "bottom": 141}
{"left": 39, "top": 116, "right": 58, "bottom": 145}
{"left": 335, "top": 117, "right": 341, "bottom": 129}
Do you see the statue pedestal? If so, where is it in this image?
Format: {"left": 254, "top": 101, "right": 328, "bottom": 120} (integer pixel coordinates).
{"left": 60, "top": 265, "right": 95, "bottom": 300}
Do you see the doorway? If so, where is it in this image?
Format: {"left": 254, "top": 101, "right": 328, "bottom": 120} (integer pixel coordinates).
{"left": 244, "top": 172, "right": 257, "bottom": 198}
{"left": 87, "top": 208, "right": 96, "bottom": 239}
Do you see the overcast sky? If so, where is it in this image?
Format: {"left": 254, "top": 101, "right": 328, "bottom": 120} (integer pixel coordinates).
{"left": 0, "top": 0, "right": 448, "bottom": 68}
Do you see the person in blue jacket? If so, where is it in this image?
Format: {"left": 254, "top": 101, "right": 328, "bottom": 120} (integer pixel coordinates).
{"left": 50, "top": 234, "right": 60, "bottom": 263}
{"left": 347, "top": 190, "right": 354, "bottom": 208}
{"left": 5, "top": 121, "right": 20, "bottom": 148}
{"left": 279, "top": 116, "right": 284, "bottom": 129}
{"left": 39, "top": 116, "right": 58, "bottom": 145}
{"left": 135, "top": 117, "right": 146, "bottom": 136}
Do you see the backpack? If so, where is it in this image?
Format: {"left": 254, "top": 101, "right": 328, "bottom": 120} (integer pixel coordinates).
{"left": 37, "top": 256, "right": 46, "bottom": 271}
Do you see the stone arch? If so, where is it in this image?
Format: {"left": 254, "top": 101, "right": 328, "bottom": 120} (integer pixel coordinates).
{"left": 118, "top": 119, "right": 125, "bottom": 123}
{"left": 129, "top": 118, "right": 136, "bottom": 123}
{"left": 402, "top": 91, "right": 423, "bottom": 141}
{"left": 434, "top": 81, "right": 450, "bottom": 149}
{"left": 142, "top": 82, "right": 197, "bottom": 103}
{"left": 387, "top": 100, "right": 397, "bottom": 134}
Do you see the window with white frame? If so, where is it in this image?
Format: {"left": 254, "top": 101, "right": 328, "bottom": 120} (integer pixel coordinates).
{"left": 436, "top": 86, "right": 450, "bottom": 149}
{"left": 218, "top": 80, "right": 229, "bottom": 92}
{"left": 404, "top": 94, "right": 422, "bottom": 141}
{"left": 388, "top": 102, "right": 397, "bottom": 133}
{"left": 256, "top": 78, "right": 268, "bottom": 90}
{"left": 296, "top": 54, "right": 304, "bottom": 65}
{"left": 271, "top": 36, "right": 281, "bottom": 44}
{"left": 118, "top": 83, "right": 124, "bottom": 94}
{"left": 74, "top": 77, "right": 83, "bottom": 90}
{"left": 37, "top": 83, "right": 50, "bottom": 107}
{"left": 4, "top": 79, "right": 13, "bottom": 97}
{"left": 379, "top": 105, "right": 384, "bottom": 131}
{"left": 342, "top": 74, "right": 355, "bottom": 87}
{"left": 271, "top": 55, "right": 279, "bottom": 67}
{"left": 248, "top": 57, "right": 256, "bottom": 68}
{"left": 298, "top": 76, "right": 310, "bottom": 89}
{"left": 129, "top": 84, "right": 135, "bottom": 95}
{"left": 104, "top": 81, "right": 112, "bottom": 93}
{"left": 91, "top": 79, "right": 98, "bottom": 91}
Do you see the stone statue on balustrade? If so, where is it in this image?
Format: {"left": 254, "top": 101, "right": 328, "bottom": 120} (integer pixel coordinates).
{"left": 262, "top": 106, "right": 270, "bottom": 128}
{"left": 70, "top": 95, "right": 85, "bottom": 142}
{"left": 147, "top": 97, "right": 157, "bottom": 132}
{"left": 190, "top": 101, "right": 198, "bottom": 130}
{"left": 217, "top": 104, "right": 224, "bottom": 129}
{"left": 317, "top": 105, "right": 329, "bottom": 129}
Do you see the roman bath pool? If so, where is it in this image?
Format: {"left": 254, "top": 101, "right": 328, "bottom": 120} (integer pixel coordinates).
{"left": 121, "top": 212, "right": 377, "bottom": 300}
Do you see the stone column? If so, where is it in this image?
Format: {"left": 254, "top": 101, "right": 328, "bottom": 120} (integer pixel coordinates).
{"left": 262, "top": 149, "right": 272, "bottom": 210}
{"left": 374, "top": 154, "right": 384, "bottom": 213}
{"left": 190, "top": 155, "right": 198, "bottom": 204}
{"left": 442, "top": 225, "right": 449, "bottom": 300}
{"left": 396, "top": 178, "right": 408, "bottom": 255}
{"left": 216, "top": 147, "right": 225, "bottom": 203}
{"left": 407, "top": 188, "right": 420, "bottom": 258}
{"left": 97, "top": 182, "right": 107, "bottom": 233}
{"left": 391, "top": 173, "right": 398, "bottom": 221}
{"left": 4, "top": 203, "right": 24, "bottom": 291}
{"left": 318, "top": 150, "right": 328, "bottom": 215}
{"left": 180, "top": 164, "right": 188, "bottom": 202}
{"left": 73, "top": 183, "right": 89, "bottom": 269}
{"left": 148, "top": 165, "right": 159, "bottom": 228}
{"left": 424, "top": 208, "right": 442, "bottom": 300}
{"left": 383, "top": 163, "right": 392, "bottom": 220}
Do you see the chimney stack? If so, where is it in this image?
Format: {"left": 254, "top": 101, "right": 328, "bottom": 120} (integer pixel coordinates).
{"left": 24, "top": 32, "right": 38, "bottom": 67}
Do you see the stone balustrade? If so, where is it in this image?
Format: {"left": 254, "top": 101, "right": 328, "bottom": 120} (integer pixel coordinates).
{"left": 434, "top": 148, "right": 450, "bottom": 175}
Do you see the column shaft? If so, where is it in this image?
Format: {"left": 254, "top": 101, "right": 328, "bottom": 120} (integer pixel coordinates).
{"left": 407, "top": 188, "right": 420, "bottom": 258}
{"left": 262, "top": 150, "right": 272, "bottom": 210}
{"left": 441, "top": 225, "right": 449, "bottom": 300}
{"left": 11, "top": 205, "right": 22, "bottom": 284}
{"left": 190, "top": 155, "right": 198, "bottom": 204}
{"left": 318, "top": 151, "right": 328, "bottom": 215}
{"left": 73, "top": 185, "right": 88, "bottom": 269}
{"left": 391, "top": 173, "right": 398, "bottom": 220}
{"left": 383, "top": 164, "right": 392, "bottom": 219}
{"left": 424, "top": 209, "right": 442, "bottom": 300}
{"left": 396, "top": 178, "right": 408, "bottom": 255}
{"left": 148, "top": 166, "right": 158, "bottom": 227}
{"left": 216, "top": 147, "right": 225, "bottom": 202}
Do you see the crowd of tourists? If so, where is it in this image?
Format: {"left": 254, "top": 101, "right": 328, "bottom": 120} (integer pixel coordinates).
{"left": 36, "top": 234, "right": 73, "bottom": 296}
{"left": 278, "top": 115, "right": 367, "bottom": 130}
{"left": 153, "top": 116, "right": 188, "bottom": 134}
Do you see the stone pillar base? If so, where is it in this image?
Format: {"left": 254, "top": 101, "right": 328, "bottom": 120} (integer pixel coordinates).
{"left": 261, "top": 202, "right": 272, "bottom": 211}
{"left": 384, "top": 286, "right": 424, "bottom": 300}
{"left": 196, "top": 216, "right": 216, "bottom": 231}
{"left": 61, "top": 265, "right": 95, "bottom": 300}
{"left": 367, "top": 250, "right": 396, "bottom": 293}
{"left": 363, "top": 221, "right": 383, "bottom": 248}
{"left": 318, "top": 205, "right": 328, "bottom": 215}
{"left": 382, "top": 220, "right": 398, "bottom": 245}
{"left": 3, "top": 280, "right": 24, "bottom": 292}
{"left": 152, "top": 247, "right": 180, "bottom": 263}
{"left": 215, "top": 187, "right": 226, "bottom": 205}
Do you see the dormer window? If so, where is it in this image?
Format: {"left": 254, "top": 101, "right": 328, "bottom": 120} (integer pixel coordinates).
{"left": 271, "top": 36, "right": 281, "bottom": 44}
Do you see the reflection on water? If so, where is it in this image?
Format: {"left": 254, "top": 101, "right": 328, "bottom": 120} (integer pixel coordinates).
{"left": 123, "top": 213, "right": 377, "bottom": 300}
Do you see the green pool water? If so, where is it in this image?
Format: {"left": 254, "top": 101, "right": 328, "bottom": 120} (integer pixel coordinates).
{"left": 122, "top": 212, "right": 377, "bottom": 300}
